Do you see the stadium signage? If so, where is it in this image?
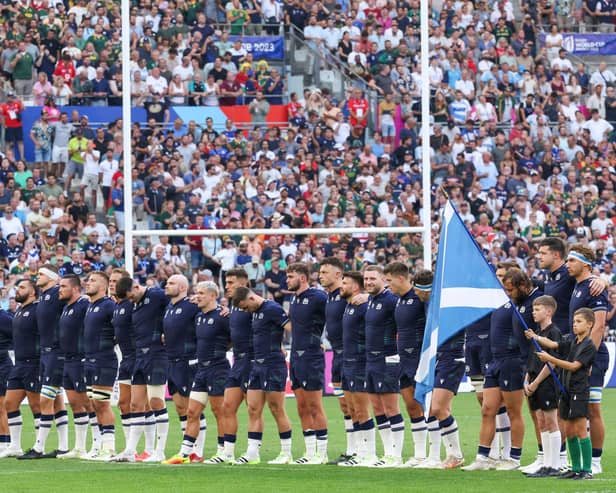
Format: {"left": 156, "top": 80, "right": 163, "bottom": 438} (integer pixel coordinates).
{"left": 228, "top": 35, "right": 285, "bottom": 60}
{"left": 540, "top": 33, "right": 616, "bottom": 56}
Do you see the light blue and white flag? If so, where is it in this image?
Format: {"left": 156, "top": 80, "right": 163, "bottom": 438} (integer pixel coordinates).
{"left": 414, "top": 201, "right": 509, "bottom": 408}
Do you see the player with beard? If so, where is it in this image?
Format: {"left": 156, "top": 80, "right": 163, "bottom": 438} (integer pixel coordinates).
{"left": 19, "top": 266, "right": 70, "bottom": 459}
{"left": 362, "top": 265, "right": 403, "bottom": 467}
{"left": 55, "top": 275, "right": 89, "bottom": 460}
{"left": 163, "top": 282, "right": 230, "bottom": 465}
{"left": 0, "top": 280, "right": 40, "bottom": 458}
{"left": 162, "top": 275, "right": 203, "bottom": 461}
{"left": 82, "top": 272, "right": 119, "bottom": 460}
{"left": 286, "top": 262, "right": 329, "bottom": 465}
{"left": 337, "top": 271, "right": 370, "bottom": 467}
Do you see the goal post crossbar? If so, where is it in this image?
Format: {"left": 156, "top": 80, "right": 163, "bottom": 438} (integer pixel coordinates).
{"left": 130, "top": 226, "right": 428, "bottom": 237}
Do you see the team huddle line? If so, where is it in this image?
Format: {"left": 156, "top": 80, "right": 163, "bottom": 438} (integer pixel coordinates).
{"left": 0, "top": 238, "right": 608, "bottom": 480}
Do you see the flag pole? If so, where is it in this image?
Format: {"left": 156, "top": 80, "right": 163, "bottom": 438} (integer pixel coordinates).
{"left": 444, "top": 199, "right": 568, "bottom": 398}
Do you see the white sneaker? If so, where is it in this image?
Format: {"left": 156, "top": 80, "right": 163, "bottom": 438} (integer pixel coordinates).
{"left": 0, "top": 447, "right": 23, "bottom": 458}
{"left": 338, "top": 456, "right": 360, "bottom": 467}
{"left": 442, "top": 455, "right": 464, "bottom": 469}
{"left": 142, "top": 451, "right": 165, "bottom": 463}
{"left": 84, "top": 448, "right": 101, "bottom": 460}
{"left": 461, "top": 456, "right": 498, "bottom": 471}
{"left": 294, "top": 453, "right": 328, "bottom": 465}
{"left": 234, "top": 455, "right": 260, "bottom": 465}
{"left": 591, "top": 458, "right": 602, "bottom": 475}
{"left": 89, "top": 449, "right": 115, "bottom": 462}
{"left": 520, "top": 456, "right": 543, "bottom": 474}
{"left": 401, "top": 456, "right": 426, "bottom": 468}
{"left": 268, "top": 453, "right": 293, "bottom": 464}
{"left": 495, "top": 458, "right": 520, "bottom": 470}
{"left": 110, "top": 451, "right": 136, "bottom": 463}
{"left": 204, "top": 455, "right": 231, "bottom": 465}
{"left": 57, "top": 449, "right": 86, "bottom": 460}
{"left": 370, "top": 456, "right": 403, "bottom": 468}
{"left": 414, "top": 458, "right": 443, "bottom": 469}
{"left": 340, "top": 455, "right": 378, "bottom": 467}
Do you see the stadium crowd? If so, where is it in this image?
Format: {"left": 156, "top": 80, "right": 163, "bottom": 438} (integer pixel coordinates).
{"left": 0, "top": 0, "right": 614, "bottom": 333}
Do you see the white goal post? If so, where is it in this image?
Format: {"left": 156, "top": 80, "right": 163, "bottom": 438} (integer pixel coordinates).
{"left": 119, "top": 0, "right": 433, "bottom": 275}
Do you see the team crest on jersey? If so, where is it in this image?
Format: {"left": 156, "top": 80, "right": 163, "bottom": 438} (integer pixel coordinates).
{"left": 505, "top": 302, "right": 511, "bottom": 309}
{"left": 45, "top": 294, "right": 51, "bottom": 301}
{"left": 576, "top": 291, "right": 581, "bottom": 298}
{"left": 176, "top": 308, "right": 183, "bottom": 314}
{"left": 376, "top": 303, "right": 382, "bottom": 310}
{"left": 120, "top": 308, "right": 125, "bottom": 315}
{"left": 69, "top": 309, "right": 74, "bottom": 315}
{"left": 555, "top": 273, "right": 561, "bottom": 281}
{"left": 349, "top": 308, "right": 355, "bottom": 314}
{"left": 302, "top": 298, "right": 309, "bottom": 305}
{"left": 407, "top": 299, "right": 414, "bottom": 305}
{"left": 144, "top": 298, "right": 150, "bottom": 304}
{"left": 520, "top": 306, "right": 525, "bottom": 313}
{"left": 24, "top": 311, "right": 29, "bottom": 317}
{"left": 335, "top": 295, "right": 340, "bottom": 301}
{"left": 94, "top": 307, "right": 100, "bottom": 312}
{"left": 258, "top": 313, "right": 264, "bottom": 319}
{"left": 208, "top": 318, "right": 214, "bottom": 325}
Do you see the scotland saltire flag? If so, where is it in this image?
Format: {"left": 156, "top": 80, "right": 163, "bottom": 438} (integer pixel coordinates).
{"left": 414, "top": 201, "right": 509, "bottom": 407}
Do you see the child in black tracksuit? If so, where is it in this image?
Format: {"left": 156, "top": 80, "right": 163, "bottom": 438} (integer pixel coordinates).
{"left": 524, "top": 295, "right": 562, "bottom": 477}
{"left": 532, "top": 307, "right": 597, "bottom": 480}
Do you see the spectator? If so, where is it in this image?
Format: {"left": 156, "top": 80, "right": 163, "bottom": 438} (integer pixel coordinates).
{"left": 249, "top": 90, "right": 270, "bottom": 125}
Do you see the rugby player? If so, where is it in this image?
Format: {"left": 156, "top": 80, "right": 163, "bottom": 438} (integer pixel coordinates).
{"left": 0, "top": 308, "right": 13, "bottom": 450}
{"left": 109, "top": 270, "right": 135, "bottom": 445}
{"left": 232, "top": 287, "right": 293, "bottom": 465}
{"left": 20, "top": 265, "right": 70, "bottom": 459}
{"left": 162, "top": 275, "right": 204, "bottom": 461}
{"left": 287, "top": 262, "right": 329, "bottom": 465}
{"left": 55, "top": 275, "right": 90, "bottom": 460}
{"left": 215, "top": 268, "right": 254, "bottom": 463}
{"left": 463, "top": 313, "right": 511, "bottom": 463}
{"left": 502, "top": 269, "right": 542, "bottom": 471}
{"left": 363, "top": 265, "right": 404, "bottom": 467}
{"left": 83, "top": 272, "right": 119, "bottom": 460}
{"left": 383, "top": 263, "right": 427, "bottom": 467}
{"left": 566, "top": 244, "right": 608, "bottom": 475}
{"left": 337, "top": 271, "right": 369, "bottom": 467}
{"left": 413, "top": 270, "right": 466, "bottom": 469}
{"left": 114, "top": 281, "right": 169, "bottom": 462}
{"left": 463, "top": 263, "right": 527, "bottom": 471}
{"left": 318, "top": 258, "right": 351, "bottom": 464}
{"left": 0, "top": 280, "right": 40, "bottom": 458}
{"left": 163, "top": 281, "right": 229, "bottom": 464}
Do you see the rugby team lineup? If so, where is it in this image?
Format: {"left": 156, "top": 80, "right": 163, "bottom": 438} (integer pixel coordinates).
{"left": 0, "top": 220, "right": 609, "bottom": 481}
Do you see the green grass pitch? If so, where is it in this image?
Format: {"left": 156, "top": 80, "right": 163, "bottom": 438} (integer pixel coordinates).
{"left": 1, "top": 391, "right": 615, "bottom": 493}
